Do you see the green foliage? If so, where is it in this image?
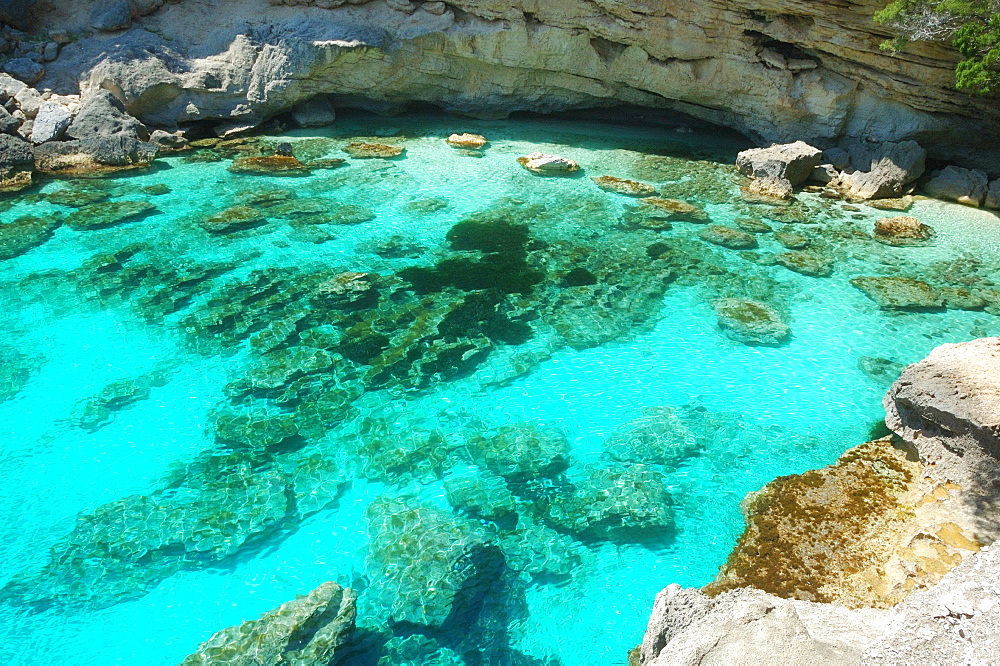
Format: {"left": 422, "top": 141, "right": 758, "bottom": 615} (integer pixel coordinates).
{"left": 875, "top": 0, "right": 1000, "bottom": 94}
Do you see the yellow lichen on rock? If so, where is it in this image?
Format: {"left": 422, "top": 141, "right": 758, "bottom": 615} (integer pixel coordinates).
{"left": 705, "top": 437, "right": 981, "bottom": 609}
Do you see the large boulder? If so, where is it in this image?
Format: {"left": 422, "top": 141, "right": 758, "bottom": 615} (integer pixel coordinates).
{"left": 29, "top": 102, "right": 73, "bottom": 144}
{"left": 181, "top": 582, "right": 357, "bottom": 666}
{"left": 66, "top": 90, "right": 149, "bottom": 141}
{"left": 923, "top": 165, "right": 989, "bottom": 207}
{"left": 0, "top": 133, "right": 34, "bottom": 192}
{"left": 872, "top": 216, "right": 934, "bottom": 246}
{"left": 736, "top": 141, "right": 822, "bottom": 186}
{"left": 0, "top": 105, "right": 20, "bottom": 134}
{"left": 34, "top": 135, "right": 158, "bottom": 175}
{"left": 839, "top": 141, "right": 925, "bottom": 201}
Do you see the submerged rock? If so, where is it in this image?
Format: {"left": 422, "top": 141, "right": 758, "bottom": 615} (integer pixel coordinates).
{"left": 343, "top": 142, "right": 404, "bottom": 158}
{"left": 857, "top": 356, "right": 905, "bottom": 386}
{"left": 734, "top": 217, "right": 773, "bottom": 233}
{"left": 593, "top": 175, "right": 656, "bottom": 197}
{"left": 73, "top": 366, "right": 172, "bottom": 432}
{"left": 699, "top": 225, "right": 758, "bottom": 250}
{"left": 181, "top": 581, "right": 356, "bottom": 666}
{"left": 603, "top": 405, "right": 701, "bottom": 469}
{"left": 0, "top": 215, "right": 60, "bottom": 260}
{"left": 713, "top": 298, "right": 789, "bottom": 345}
{"left": 0, "top": 349, "right": 38, "bottom": 403}
{"left": 65, "top": 201, "right": 156, "bottom": 230}
{"left": 366, "top": 496, "right": 502, "bottom": 628}
{"left": 446, "top": 132, "right": 488, "bottom": 149}
{"left": 517, "top": 152, "right": 579, "bottom": 174}
{"left": 872, "top": 216, "right": 934, "bottom": 246}
{"left": 774, "top": 231, "right": 810, "bottom": 250}
{"left": 313, "top": 272, "right": 378, "bottom": 309}
{"left": 467, "top": 422, "right": 571, "bottom": 483}
{"left": 546, "top": 464, "right": 674, "bottom": 544}
{"left": 775, "top": 251, "right": 833, "bottom": 277}
{"left": 740, "top": 176, "right": 793, "bottom": 202}
{"left": 850, "top": 277, "right": 943, "bottom": 310}
{"left": 200, "top": 206, "right": 267, "bottom": 234}
{"left": 228, "top": 155, "right": 310, "bottom": 175}
{"left": 34, "top": 135, "right": 159, "bottom": 176}
{"left": 639, "top": 197, "right": 709, "bottom": 222}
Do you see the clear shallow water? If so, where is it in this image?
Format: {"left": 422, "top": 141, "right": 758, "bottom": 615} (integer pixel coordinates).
{"left": 1, "top": 113, "right": 999, "bottom": 665}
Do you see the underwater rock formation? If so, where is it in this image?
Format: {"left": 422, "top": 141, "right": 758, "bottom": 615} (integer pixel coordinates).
{"left": 446, "top": 133, "right": 487, "bottom": 149}
{"left": 200, "top": 205, "right": 267, "bottom": 234}
{"left": 64, "top": 200, "right": 156, "bottom": 230}
{"left": 181, "top": 581, "right": 357, "bottom": 666}
{"left": 517, "top": 153, "right": 579, "bottom": 175}
{"left": 850, "top": 277, "right": 943, "bottom": 310}
{"left": 0, "top": 349, "right": 38, "bottom": 403}
{"left": 713, "top": 298, "right": 789, "bottom": 346}
{"left": 0, "top": 215, "right": 60, "bottom": 260}
{"left": 603, "top": 406, "right": 702, "bottom": 469}
{"left": 72, "top": 365, "right": 173, "bottom": 431}
{"left": 467, "top": 422, "right": 571, "bottom": 483}
{"left": 698, "top": 225, "right": 758, "bottom": 250}
{"left": 775, "top": 251, "right": 833, "bottom": 277}
{"left": 228, "top": 155, "right": 310, "bottom": 175}
{"left": 872, "top": 216, "right": 934, "bottom": 247}
{"left": 593, "top": 175, "right": 656, "bottom": 197}
{"left": 342, "top": 142, "right": 404, "bottom": 158}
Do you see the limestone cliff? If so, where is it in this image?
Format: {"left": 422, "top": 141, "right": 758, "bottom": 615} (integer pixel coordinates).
{"left": 24, "top": 0, "right": 1000, "bottom": 170}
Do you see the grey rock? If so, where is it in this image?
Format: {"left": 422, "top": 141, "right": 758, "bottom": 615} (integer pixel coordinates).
{"left": 809, "top": 163, "right": 839, "bottom": 184}
{"left": 840, "top": 140, "right": 925, "bottom": 201}
{"left": 41, "top": 42, "right": 59, "bottom": 63}
{"left": 181, "top": 581, "right": 356, "bottom": 666}
{"left": 148, "top": 128, "right": 187, "bottom": 148}
{"left": 0, "top": 132, "right": 33, "bottom": 191}
{"left": 15, "top": 118, "right": 30, "bottom": 140}
{"left": 90, "top": 0, "right": 133, "bottom": 32}
{"left": 34, "top": 135, "right": 159, "bottom": 173}
{"left": 66, "top": 90, "right": 148, "bottom": 141}
{"left": 923, "top": 165, "right": 989, "bottom": 207}
{"left": 2, "top": 58, "right": 43, "bottom": 85}
{"left": 822, "top": 147, "right": 851, "bottom": 171}
{"left": 29, "top": 101, "right": 72, "bottom": 144}
{"left": 0, "top": 105, "right": 19, "bottom": 134}
{"left": 12, "top": 85, "right": 40, "bottom": 118}
{"left": 736, "top": 141, "right": 823, "bottom": 186}
{"left": 291, "top": 95, "right": 336, "bottom": 128}
{"left": 987, "top": 179, "right": 1000, "bottom": 210}
{"left": 0, "top": 73, "right": 25, "bottom": 102}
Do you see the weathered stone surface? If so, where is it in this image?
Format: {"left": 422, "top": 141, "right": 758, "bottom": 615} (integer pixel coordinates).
{"left": 862, "top": 542, "right": 1000, "bottom": 665}
{"left": 65, "top": 201, "right": 156, "bottom": 230}
{"left": 149, "top": 129, "right": 188, "bottom": 149}
{"left": 34, "top": 135, "right": 159, "bottom": 175}
{"left": 872, "top": 216, "right": 934, "bottom": 246}
{"left": 637, "top": 584, "right": 892, "bottom": 666}
{"left": 0, "top": 132, "right": 33, "bottom": 191}
{"left": 923, "top": 165, "right": 989, "bottom": 207}
{"left": 699, "top": 225, "right": 757, "bottom": 250}
{"left": 90, "top": 0, "right": 133, "bottom": 32}
{"left": 734, "top": 217, "right": 772, "bottom": 233}
{"left": 774, "top": 231, "right": 809, "bottom": 250}
{"left": 0, "top": 0, "right": 36, "bottom": 29}
{"left": 446, "top": 132, "right": 487, "bottom": 149}
{"left": 986, "top": 179, "right": 1000, "bottom": 210}
{"left": 13, "top": 86, "right": 41, "bottom": 119}
{"left": 714, "top": 298, "right": 789, "bottom": 345}
{"left": 181, "top": 582, "right": 356, "bottom": 666}
{"left": 741, "top": 175, "right": 793, "bottom": 202}
{"left": 0, "top": 215, "right": 60, "bottom": 260}
{"left": 840, "top": 141, "right": 925, "bottom": 201}
{"left": 593, "top": 175, "right": 656, "bottom": 196}
{"left": 0, "top": 105, "right": 20, "bottom": 134}
{"left": 200, "top": 206, "right": 266, "bottom": 234}
{"left": 850, "top": 276, "right": 943, "bottom": 310}
{"left": 517, "top": 152, "right": 579, "bottom": 174}
{"left": 29, "top": 101, "right": 72, "bottom": 144}
{"left": 229, "top": 155, "right": 310, "bottom": 175}
{"left": 736, "top": 141, "right": 822, "bottom": 186}
{"left": 639, "top": 197, "right": 709, "bottom": 222}
{"left": 66, "top": 90, "right": 149, "bottom": 141}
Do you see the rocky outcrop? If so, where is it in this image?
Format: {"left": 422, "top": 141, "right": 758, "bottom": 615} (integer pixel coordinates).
{"left": 33, "top": 135, "right": 159, "bottom": 176}
{"left": 181, "top": 581, "right": 357, "bottom": 665}
{"left": 923, "top": 165, "right": 990, "bottom": 207}
{"left": 0, "top": 132, "right": 34, "bottom": 191}
{"left": 27, "top": 0, "right": 1000, "bottom": 170}
{"left": 839, "top": 141, "right": 926, "bottom": 201}
{"left": 736, "top": 141, "right": 822, "bottom": 191}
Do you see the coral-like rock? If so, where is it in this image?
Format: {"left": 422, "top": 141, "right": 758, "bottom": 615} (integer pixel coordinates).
{"left": 65, "top": 201, "right": 156, "bottom": 230}
{"left": 734, "top": 217, "right": 773, "bottom": 233}
{"left": 516, "top": 152, "right": 579, "bottom": 174}
{"left": 228, "top": 155, "right": 310, "bottom": 175}
{"left": 343, "top": 142, "right": 404, "bottom": 158}
{"left": 593, "top": 175, "right": 656, "bottom": 196}
{"left": 200, "top": 206, "right": 267, "bottom": 234}
{"left": 713, "top": 298, "right": 789, "bottom": 345}
{"left": 699, "top": 225, "right": 758, "bottom": 250}
{"left": 850, "top": 277, "right": 943, "bottom": 310}
{"left": 181, "top": 581, "right": 356, "bottom": 666}
{"left": 872, "top": 216, "right": 934, "bottom": 246}
{"left": 774, "top": 231, "right": 810, "bottom": 250}
{"left": 740, "top": 176, "right": 794, "bottom": 202}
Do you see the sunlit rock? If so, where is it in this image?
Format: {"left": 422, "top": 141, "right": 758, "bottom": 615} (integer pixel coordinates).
{"left": 873, "top": 216, "right": 934, "bottom": 246}
{"left": 446, "top": 132, "right": 488, "bottom": 149}
{"left": 199, "top": 206, "right": 267, "bottom": 234}
{"left": 713, "top": 298, "right": 790, "bottom": 345}
{"left": 517, "top": 152, "right": 579, "bottom": 174}
{"left": 342, "top": 142, "right": 404, "bottom": 158}
{"left": 699, "top": 225, "right": 758, "bottom": 250}
{"left": 593, "top": 175, "right": 656, "bottom": 197}
{"left": 850, "top": 277, "right": 943, "bottom": 310}
{"left": 228, "top": 155, "right": 310, "bottom": 175}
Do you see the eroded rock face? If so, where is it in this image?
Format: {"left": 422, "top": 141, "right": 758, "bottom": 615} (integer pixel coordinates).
{"left": 36, "top": 0, "right": 1000, "bottom": 168}
{"left": 923, "top": 165, "right": 989, "bottom": 207}
{"left": 840, "top": 141, "right": 926, "bottom": 201}
{"left": 181, "top": 581, "right": 357, "bottom": 666}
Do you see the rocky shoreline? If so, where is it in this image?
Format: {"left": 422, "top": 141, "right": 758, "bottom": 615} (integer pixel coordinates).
{"left": 636, "top": 337, "right": 1000, "bottom": 665}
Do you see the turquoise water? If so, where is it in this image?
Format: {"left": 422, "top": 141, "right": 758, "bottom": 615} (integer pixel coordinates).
{"left": 1, "top": 112, "right": 1000, "bottom": 664}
